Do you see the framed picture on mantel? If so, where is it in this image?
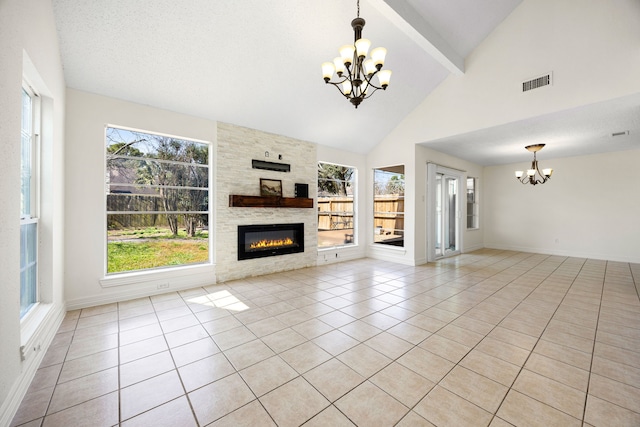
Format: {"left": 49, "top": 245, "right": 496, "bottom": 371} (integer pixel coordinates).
{"left": 260, "top": 179, "right": 282, "bottom": 197}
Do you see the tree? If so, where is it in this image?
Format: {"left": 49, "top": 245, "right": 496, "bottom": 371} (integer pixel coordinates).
{"left": 318, "top": 163, "right": 353, "bottom": 196}
{"left": 106, "top": 128, "right": 208, "bottom": 237}
{"left": 386, "top": 175, "right": 405, "bottom": 195}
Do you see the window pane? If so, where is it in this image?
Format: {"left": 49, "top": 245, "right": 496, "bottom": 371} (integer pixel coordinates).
{"left": 20, "top": 89, "right": 32, "bottom": 218}
{"left": 317, "top": 162, "right": 356, "bottom": 248}
{"left": 374, "top": 166, "right": 404, "bottom": 247}
{"left": 106, "top": 127, "right": 210, "bottom": 274}
{"left": 20, "top": 222, "right": 37, "bottom": 317}
{"left": 466, "top": 177, "right": 479, "bottom": 229}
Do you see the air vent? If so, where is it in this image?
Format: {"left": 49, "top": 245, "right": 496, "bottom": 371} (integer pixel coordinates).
{"left": 522, "top": 72, "right": 552, "bottom": 92}
{"left": 611, "top": 131, "right": 629, "bottom": 137}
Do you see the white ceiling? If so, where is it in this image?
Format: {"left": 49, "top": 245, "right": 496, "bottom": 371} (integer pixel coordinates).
{"left": 51, "top": 0, "right": 522, "bottom": 156}
{"left": 53, "top": 0, "right": 638, "bottom": 164}
{"left": 420, "top": 93, "right": 640, "bottom": 166}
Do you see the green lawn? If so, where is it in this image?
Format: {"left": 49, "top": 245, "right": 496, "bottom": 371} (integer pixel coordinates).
{"left": 107, "top": 227, "right": 209, "bottom": 273}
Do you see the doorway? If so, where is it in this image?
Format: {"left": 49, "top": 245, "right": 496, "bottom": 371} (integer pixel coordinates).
{"left": 427, "top": 164, "right": 463, "bottom": 261}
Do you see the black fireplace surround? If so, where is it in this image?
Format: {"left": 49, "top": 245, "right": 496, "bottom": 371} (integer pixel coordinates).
{"left": 237, "top": 223, "right": 304, "bottom": 260}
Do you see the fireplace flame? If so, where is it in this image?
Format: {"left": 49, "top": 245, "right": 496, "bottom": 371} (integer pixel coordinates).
{"left": 249, "top": 237, "right": 295, "bottom": 250}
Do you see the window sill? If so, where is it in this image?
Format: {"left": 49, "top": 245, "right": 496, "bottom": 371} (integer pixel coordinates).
{"left": 20, "top": 302, "right": 52, "bottom": 360}
{"left": 100, "top": 263, "right": 215, "bottom": 288}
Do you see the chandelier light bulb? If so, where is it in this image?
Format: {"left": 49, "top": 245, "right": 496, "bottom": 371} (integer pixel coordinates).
{"left": 363, "top": 59, "right": 376, "bottom": 76}
{"left": 342, "top": 80, "right": 352, "bottom": 95}
{"left": 377, "top": 69, "right": 392, "bottom": 88}
{"left": 340, "top": 45, "right": 355, "bottom": 67}
{"left": 333, "top": 57, "right": 345, "bottom": 75}
{"left": 515, "top": 171, "right": 524, "bottom": 178}
{"left": 355, "top": 38, "right": 371, "bottom": 58}
{"left": 370, "top": 47, "right": 387, "bottom": 68}
{"left": 542, "top": 168, "right": 553, "bottom": 177}
{"left": 322, "top": 62, "right": 335, "bottom": 81}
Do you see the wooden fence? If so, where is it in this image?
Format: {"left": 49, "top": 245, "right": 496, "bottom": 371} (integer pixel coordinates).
{"left": 317, "top": 195, "right": 404, "bottom": 235}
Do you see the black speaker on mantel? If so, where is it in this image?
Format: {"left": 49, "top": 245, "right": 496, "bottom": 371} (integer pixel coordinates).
{"left": 295, "top": 183, "right": 308, "bottom": 198}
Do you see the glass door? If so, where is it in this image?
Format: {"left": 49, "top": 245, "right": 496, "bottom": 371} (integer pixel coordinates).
{"left": 435, "top": 174, "right": 458, "bottom": 257}
{"left": 428, "top": 164, "right": 462, "bottom": 261}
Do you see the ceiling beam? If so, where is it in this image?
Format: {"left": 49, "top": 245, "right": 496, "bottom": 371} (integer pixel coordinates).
{"left": 368, "top": 0, "right": 465, "bottom": 75}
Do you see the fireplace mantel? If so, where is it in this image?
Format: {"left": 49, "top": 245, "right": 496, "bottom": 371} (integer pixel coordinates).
{"left": 229, "top": 195, "right": 313, "bottom": 208}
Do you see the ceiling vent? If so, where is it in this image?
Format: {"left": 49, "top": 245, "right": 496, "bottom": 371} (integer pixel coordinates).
{"left": 522, "top": 72, "right": 552, "bottom": 92}
{"left": 611, "top": 131, "right": 629, "bottom": 137}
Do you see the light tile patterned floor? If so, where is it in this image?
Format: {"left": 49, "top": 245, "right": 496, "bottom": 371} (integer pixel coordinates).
{"left": 11, "top": 249, "right": 640, "bottom": 426}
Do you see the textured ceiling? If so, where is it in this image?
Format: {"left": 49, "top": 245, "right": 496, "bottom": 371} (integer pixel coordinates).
{"left": 52, "top": 0, "right": 523, "bottom": 155}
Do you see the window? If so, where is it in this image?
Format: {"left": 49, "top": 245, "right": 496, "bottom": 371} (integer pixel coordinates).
{"left": 20, "top": 84, "right": 40, "bottom": 318}
{"left": 106, "top": 126, "right": 210, "bottom": 274}
{"left": 466, "top": 177, "right": 479, "bottom": 229}
{"left": 373, "top": 165, "right": 404, "bottom": 247}
{"left": 317, "top": 162, "right": 356, "bottom": 248}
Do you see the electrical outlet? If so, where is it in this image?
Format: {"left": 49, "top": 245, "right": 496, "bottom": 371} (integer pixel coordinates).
{"left": 158, "top": 282, "right": 169, "bottom": 290}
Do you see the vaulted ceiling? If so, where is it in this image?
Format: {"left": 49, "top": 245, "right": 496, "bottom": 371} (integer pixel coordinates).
{"left": 52, "top": 0, "right": 522, "bottom": 155}
{"left": 52, "top": 0, "right": 638, "bottom": 164}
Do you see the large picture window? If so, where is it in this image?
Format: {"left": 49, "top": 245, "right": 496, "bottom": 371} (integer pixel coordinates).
{"left": 106, "top": 126, "right": 210, "bottom": 274}
{"left": 317, "top": 162, "right": 356, "bottom": 248}
{"left": 373, "top": 165, "right": 404, "bottom": 247}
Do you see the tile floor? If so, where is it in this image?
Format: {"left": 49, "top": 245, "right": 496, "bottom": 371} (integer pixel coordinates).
{"left": 11, "top": 249, "right": 640, "bottom": 426}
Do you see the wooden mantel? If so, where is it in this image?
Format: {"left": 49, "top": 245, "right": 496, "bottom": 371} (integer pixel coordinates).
{"left": 229, "top": 195, "right": 314, "bottom": 208}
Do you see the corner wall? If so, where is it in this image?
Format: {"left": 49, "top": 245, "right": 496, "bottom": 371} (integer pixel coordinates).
{"left": 484, "top": 149, "right": 640, "bottom": 263}
{"left": 0, "top": 0, "right": 67, "bottom": 424}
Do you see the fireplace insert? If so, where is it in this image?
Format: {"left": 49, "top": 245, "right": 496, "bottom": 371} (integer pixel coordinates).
{"left": 237, "top": 223, "right": 304, "bottom": 260}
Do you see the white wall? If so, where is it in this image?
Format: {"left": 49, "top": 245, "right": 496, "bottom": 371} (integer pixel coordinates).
{"left": 383, "top": 0, "right": 640, "bottom": 145}
{"left": 0, "top": 0, "right": 67, "bottom": 424}
{"left": 64, "top": 89, "right": 218, "bottom": 309}
{"left": 316, "top": 145, "right": 368, "bottom": 264}
{"left": 485, "top": 149, "right": 640, "bottom": 263}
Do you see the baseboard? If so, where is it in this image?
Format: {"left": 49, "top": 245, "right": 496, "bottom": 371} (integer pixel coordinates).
{"left": 67, "top": 274, "right": 217, "bottom": 311}
{"left": 317, "top": 246, "right": 366, "bottom": 265}
{"left": 484, "top": 243, "right": 640, "bottom": 264}
{"left": 0, "top": 303, "right": 66, "bottom": 427}
{"left": 366, "top": 244, "right": 414, "bottom": 266}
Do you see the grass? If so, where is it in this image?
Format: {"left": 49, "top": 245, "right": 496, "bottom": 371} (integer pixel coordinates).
{"left": 107, "top": 230, "right": 209, "bottom": 273}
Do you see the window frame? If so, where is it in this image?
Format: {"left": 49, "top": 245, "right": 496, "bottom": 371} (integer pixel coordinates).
{"left": 104, "top": 125, "right": 213, "bottom": 276}
{"left": 373, "top": 165, "right": 405, "bottom": 248}
{"left": 20, "top": 81, "right": 41, "bottom": 320}
{"left": 317, "top": 161, "right": 357, "bottom": 249}
{"left": 466, "top": 177, "right": 479, "bottom": 230}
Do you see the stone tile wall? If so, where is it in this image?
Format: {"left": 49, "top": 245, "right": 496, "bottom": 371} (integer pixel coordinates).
{"left": 215, "top": 122, "right": 318, "bottom": 282}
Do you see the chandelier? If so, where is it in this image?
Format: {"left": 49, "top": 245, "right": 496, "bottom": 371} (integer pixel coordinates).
{"left": 515, "top": 144, "right": 553, "bottom": 185}
{"left": 321, "top": 0, "right": 392, "bottom": 108}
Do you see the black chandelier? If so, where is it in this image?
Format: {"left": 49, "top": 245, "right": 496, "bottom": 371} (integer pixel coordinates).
{"left": 515, "top": 144, "right": 553, "bottom": 185}
{"left": 321, "top": 0, "right": 392, "bottom": 108}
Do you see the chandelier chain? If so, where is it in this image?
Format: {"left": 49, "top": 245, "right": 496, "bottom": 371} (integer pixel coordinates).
{"left": 357, "top": 0, "right": 360, "bottom": 18}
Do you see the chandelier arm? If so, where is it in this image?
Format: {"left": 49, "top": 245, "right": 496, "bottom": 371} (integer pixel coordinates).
{"left": 325, "top": 81, "right": 351, "bottom": 99}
